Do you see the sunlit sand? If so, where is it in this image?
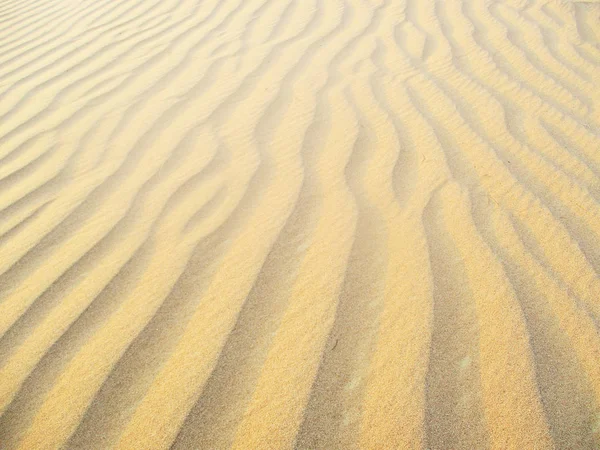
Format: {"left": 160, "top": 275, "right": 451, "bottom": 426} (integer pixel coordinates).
{"left": 0, "top": 0, "right": 599, "bottom": 448}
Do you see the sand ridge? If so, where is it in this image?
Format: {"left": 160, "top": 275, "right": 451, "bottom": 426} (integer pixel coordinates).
{"left": 0, "top": 0, "right": 599, "bottom": 448}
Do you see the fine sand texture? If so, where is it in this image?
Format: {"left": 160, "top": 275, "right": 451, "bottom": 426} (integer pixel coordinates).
{"left": 0, "top": 0, "right": 600, "bottom": 448}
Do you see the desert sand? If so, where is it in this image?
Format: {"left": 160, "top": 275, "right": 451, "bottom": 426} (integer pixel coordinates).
{"left": 0, "top": 0, "right": 599, "bottom": 448}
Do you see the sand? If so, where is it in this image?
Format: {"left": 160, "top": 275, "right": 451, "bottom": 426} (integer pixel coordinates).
{"left": 0, "top": 0, "right": 599, "bottom": 448}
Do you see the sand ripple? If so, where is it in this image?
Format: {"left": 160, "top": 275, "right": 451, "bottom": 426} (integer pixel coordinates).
{"left": 0, "top": 0, "right": 599, "bottom": 448}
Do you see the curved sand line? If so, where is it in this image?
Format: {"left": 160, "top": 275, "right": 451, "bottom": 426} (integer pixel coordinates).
{"left": 0, "top": 0, "right": 599, "bottom": 448}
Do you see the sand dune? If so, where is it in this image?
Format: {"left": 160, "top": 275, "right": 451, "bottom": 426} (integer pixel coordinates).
{"left": 0, "top": 0, "right": 599, "bottom": 448}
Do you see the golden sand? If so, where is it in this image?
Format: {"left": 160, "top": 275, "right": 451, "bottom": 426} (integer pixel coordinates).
{"left": 0, "top": 0, "right": 599, "bottom": 448}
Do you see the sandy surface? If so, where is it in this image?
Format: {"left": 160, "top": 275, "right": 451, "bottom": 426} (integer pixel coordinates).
{"left": 0, "top": 0, "right": 599, "bottom": 448}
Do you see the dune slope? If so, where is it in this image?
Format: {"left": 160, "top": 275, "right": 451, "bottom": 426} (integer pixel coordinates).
{"left": 0, "top": 0, "right": 599, "bottom": 448}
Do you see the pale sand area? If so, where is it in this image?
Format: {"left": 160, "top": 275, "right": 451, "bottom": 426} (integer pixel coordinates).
{"left": 0, "top": 0, "right": 599, "bottom": 448}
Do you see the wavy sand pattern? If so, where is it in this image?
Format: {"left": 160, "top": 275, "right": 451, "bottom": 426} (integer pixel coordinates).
{"left": 0, "top": 0, "right": 599, "bottom": 448}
